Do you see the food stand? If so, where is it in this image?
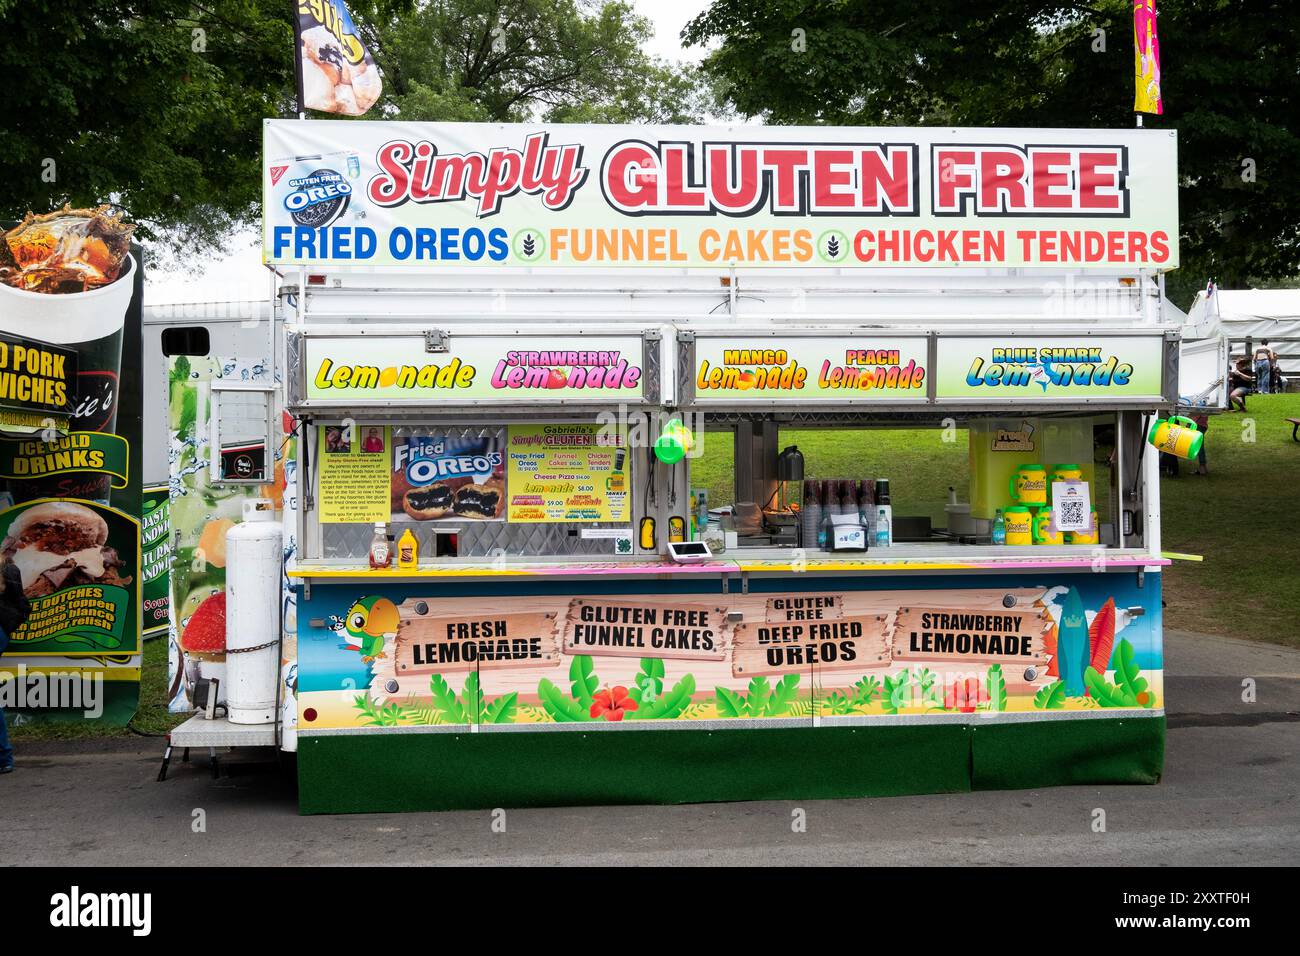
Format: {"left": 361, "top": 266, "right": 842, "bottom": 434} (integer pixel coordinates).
{"left": 263, "top": 120, "right": 1180, "bottom": 813}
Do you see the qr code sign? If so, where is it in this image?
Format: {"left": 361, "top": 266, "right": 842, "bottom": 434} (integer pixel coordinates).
{"left": 1052, "top": 480, "right": 1091, "bottom": 532}
{"left": 1058, "top": 498, "right": 1086, "bottom": 529}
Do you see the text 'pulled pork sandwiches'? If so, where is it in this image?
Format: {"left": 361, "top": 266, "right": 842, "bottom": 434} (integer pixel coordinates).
{"left": 2, "top": 502, "right": 131, "bottom": 597}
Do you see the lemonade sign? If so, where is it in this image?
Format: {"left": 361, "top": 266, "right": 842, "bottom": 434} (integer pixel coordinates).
{"left": 301, "top": 334, "right": 646, "bottom": 404}
{"left": 691, "top": 336, "right": 929, "bottom": 403}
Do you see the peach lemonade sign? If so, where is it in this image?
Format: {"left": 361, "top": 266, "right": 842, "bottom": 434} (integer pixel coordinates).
{"left": 692, "top": 336, "right": 929, "bottom": 401}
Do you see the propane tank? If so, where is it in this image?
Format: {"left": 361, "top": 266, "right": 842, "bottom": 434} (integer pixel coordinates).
{"left": 224, "top": 499, "right": 283, "bottom": 724}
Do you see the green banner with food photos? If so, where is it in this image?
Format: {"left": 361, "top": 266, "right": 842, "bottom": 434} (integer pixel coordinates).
{"left": 0, "top": 206, "right": 143, "bottom": 725}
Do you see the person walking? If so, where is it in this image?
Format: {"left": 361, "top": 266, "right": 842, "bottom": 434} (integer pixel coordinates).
{"left": 1253, "top": 340, "right": 1275, "bottom": 394}
{"left": 0, "top": 554, "right": 32, "bottom": 774}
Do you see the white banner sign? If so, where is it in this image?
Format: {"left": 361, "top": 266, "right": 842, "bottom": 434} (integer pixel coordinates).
{"left": 263, "top": 121, "right": 1179, "bottom": 270}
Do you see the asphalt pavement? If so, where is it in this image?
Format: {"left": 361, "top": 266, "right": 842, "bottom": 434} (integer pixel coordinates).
{"left": 3, "top": 629, "right": 1297, "bottom": 866}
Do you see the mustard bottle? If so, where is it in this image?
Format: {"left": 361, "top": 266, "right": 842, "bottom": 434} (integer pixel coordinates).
{"left": 397, "top": 528, "right": 419, "bottom": 569}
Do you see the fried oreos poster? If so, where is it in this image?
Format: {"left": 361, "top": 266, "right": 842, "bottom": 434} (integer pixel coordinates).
{"left": 391, "top": 433, "right": 505, "bottom": 523}
{"left": 0, "top": 208, "right": 143, "bottom": 725}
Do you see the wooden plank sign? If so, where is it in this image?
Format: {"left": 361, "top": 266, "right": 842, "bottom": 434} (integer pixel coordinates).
{"left": 562, "top": 598, "right": 731, "bottom": 661}
{"left": 764, "top": 594, "right": 844, "bottom": 623}
{"left": 890, "top": 606, "right": 1051, "bottom": 665}
{"left": 732, "top": 615, "right": 891, "bottom": 678}
{"left": 394, "top": 611, "right": 560, "bottom": 675}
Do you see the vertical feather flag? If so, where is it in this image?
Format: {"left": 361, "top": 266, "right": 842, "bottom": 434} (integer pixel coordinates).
{"left": 1133, "top": 0, "right": 1164, "bottom": 115}
{"left": 1088, "top": 598, "right": 1118, "bottom": 676}
{"left": 294, "top": 0, "right": 383, "bottom": 116}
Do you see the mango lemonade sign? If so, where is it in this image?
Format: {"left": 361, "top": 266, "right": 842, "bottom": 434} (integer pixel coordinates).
{"left": 934, "top": 335, "right": 1166, "bottom": 400}
{"left": 303, "top": 334, "right": 645, "bottom": 403}
{"left": 692, "top": 337, "right": 928, "bottom": 402}
{"left": 265, "top": 121, "right": 1179, "bottom": 270}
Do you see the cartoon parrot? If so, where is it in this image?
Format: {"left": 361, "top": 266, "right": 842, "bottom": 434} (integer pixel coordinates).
{"left": 336, "top": 596, "right": 401, "bottom": 663}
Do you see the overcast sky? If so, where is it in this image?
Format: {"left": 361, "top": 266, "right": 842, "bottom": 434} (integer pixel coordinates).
{"left": 147, "top": 0, "right": 713, "bottom": 304}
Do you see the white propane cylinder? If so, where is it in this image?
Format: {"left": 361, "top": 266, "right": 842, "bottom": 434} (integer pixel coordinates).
{"left": 224, "top": 499, "right": 283, "bottom": 724}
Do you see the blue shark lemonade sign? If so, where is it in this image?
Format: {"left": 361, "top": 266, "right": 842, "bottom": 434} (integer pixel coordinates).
{"left": 934, "top": 335, "right": 1166, "bottom": 401}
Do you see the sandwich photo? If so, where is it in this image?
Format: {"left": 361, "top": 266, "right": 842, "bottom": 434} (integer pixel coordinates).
{"left": 1, "top": 501, "right": 132, "bottom": 598}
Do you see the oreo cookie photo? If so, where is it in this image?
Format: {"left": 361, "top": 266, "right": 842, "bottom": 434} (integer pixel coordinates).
{"left": 284, "top": 167, "right": 351, "bottom": 228}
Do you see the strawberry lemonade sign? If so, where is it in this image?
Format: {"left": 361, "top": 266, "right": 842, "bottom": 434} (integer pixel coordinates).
{"left": 264, "top": 121, "right": 1178, "bottom": 270}
{"left": 300, "top": 333, "right": 645, "bottom": 404}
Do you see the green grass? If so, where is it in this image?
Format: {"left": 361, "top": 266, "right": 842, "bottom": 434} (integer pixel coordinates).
{"left": 1159, "top": 394, "right": 1300, "bottom": 646}
{"left": 693, "top": 427, "right": 970, "bottom": 523}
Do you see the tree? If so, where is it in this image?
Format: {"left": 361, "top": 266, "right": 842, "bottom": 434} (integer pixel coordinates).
{"left": 0, "top": 1, "right": 709, "bottom": 265}
{"left": 363, "top": 0, "right": 714, "bottom": 124}
{"left": 0, "top": 0, "right": 297, "bottom": 261}
{"left": 685, "top": 0, "right": 1300, "bottom": 306}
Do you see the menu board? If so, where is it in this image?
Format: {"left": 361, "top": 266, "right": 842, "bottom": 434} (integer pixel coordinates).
{"left": 299, "top": 333, "right": 646, "bottom": 404}
{"left": 506, "top": 424, "right": 629, "bottom": 522}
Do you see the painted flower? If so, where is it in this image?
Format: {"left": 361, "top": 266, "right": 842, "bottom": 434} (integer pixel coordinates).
{"left": 944, "top": 677, "right": 989, "bottom": 714}
{"left": 590, "top": 685, "right": 639, "bottom": 721}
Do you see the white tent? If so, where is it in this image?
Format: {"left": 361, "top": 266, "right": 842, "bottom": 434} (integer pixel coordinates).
{"left": 1186, "top": 288, "right": 1300, "bottom": 376}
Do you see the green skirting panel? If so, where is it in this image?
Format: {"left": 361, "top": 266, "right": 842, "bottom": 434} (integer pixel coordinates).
{"left": 298, "top": 717, "right": 1164, "bottom": 814}
{"left": 299, "top": 724, "right": 973, "bottom": 814}
{"left": 971, "top": 716, "right": 1165, "bottom": 790}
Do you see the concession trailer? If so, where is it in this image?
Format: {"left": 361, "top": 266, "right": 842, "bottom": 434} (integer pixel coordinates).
{"left": 164, "top": 120, "right": 1197, "bottom": 812}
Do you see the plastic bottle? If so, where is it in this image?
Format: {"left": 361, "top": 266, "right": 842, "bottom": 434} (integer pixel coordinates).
{"left": 991, "top": 508, "right": 1006, "bottom": 545}
{"left": 368, "top": 522, "right": 392, "bottom": 569}
{"left": 397, "top": 527, "right": 419, "bottom": 569}
{"left": 859, "top": 478, "right": 876, "bottom": 539}
{"left": 875, "top": 478, "right": 893, "bottom": 546}
{"left": 874, "top": 507, "right": 890, "bottom": 549}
